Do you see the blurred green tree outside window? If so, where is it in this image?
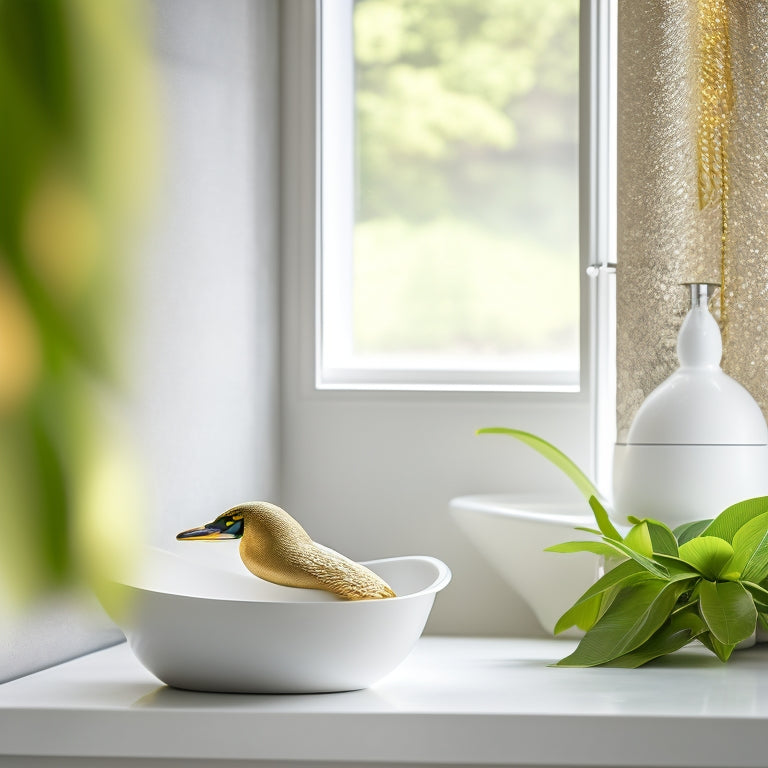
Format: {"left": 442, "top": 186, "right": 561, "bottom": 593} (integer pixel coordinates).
{"left": 349, "top": 0, "right": 579, "bottom": 377}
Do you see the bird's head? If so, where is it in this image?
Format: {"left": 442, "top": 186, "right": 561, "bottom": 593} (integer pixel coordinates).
{"left": 176, "top": 509, "right": 245, "bottom": 541}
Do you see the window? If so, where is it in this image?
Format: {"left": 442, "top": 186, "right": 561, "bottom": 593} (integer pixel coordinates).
{"left": 317, "top": 0, "right": 606, "bottom": 393}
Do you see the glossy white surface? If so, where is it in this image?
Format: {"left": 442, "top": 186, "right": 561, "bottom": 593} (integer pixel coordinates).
{"left": 613, "top": 442, "right": 768, "bottom": 527}
{"left": 102, "top": 546, "right": 450, "bottom": 693}
{"left": 627, "top": 305, "right": 768, "bottom": 445}
{"left": 450, "top": 495, "right": 602, "bottom": 636}
{"left": 3, "top": 637, "right": 768, "bottom": 767}
{"left": 613, "top": 297, "right": 768, "bottom": 526}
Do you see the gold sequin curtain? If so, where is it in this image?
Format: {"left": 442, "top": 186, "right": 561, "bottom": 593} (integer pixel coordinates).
{"left": 617, "top": 0, "right": 768, "bottom": 439}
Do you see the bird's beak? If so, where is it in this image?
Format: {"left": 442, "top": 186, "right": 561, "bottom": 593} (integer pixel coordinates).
{"left": 176, "top": 523, "right": 238, "bottom": 540}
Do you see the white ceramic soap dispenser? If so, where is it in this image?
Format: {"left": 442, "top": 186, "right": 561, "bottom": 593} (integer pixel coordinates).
{"left": 613, "top": 283, "right": 768, "bottom": 528}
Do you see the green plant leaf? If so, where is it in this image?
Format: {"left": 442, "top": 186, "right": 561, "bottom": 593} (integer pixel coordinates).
{"left": 698, "top": 632, "right": 736, "bottom": 663}
{"left": 677, "top": 537, "right": 735, "bottom": 580}
{"left": 476, "top": 428, "right": 603, "bottom": 503}
{"left": 588, "top": 495, "right": 623, "bottom": 542}
{"left": 629, "top": 517, "right": 678, "bottom": 554}
{"left": 574, "top": 526, "right": 602, "bottom": 536}
{"left": 729, "top": 512, "right": 768, "bottom": 584}
{"left": 654, "top": 553, "right": 696, "bottom": 573}
{"left": 554, "top": 594, "right": 602, "bottom": 635}
{"left": 668, "top": 574, "right": 701, "bottom": 590}
{"left": 743, "top": 580, "right": 768, "bottom": 606}
{"left": 698, "top": 580, "right": 757, "bottom": 646}
{"left": 638, "top": 519, "right": 679, "bottom": 556}
{"left": 624, "top": 521, "right": 653, "bottom": 558}
{"left": 545, "top": 541, "right": 622, "bottom": 557}
{"left": 604, "top": 538, "right": 669, "bottom": 579}
{"left": 673, "top": 519, "right": 713, "bottom": 545}
{"left": 703, "top": 497, "right": 768, "bottom": 542}
{"left": 555, "top": 580, "right": 686, "bottom": 667}
{"left": 553, "top": 559, "right": 655, "bottom": 635}
{"left": 604, "top": 609, "right": 706, "bottom": 668}
{"left": 672, "top": 594, "right": 699, "bottom": 614}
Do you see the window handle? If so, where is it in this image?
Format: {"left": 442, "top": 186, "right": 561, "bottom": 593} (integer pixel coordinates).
{"left": 587, "top": 262, "right": 617, "bottom": 277}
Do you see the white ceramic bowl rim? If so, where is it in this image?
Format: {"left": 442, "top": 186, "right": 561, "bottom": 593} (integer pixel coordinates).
{"left": 120, "top": 552, "right": 452, "bottom": 606}
{"left": 450, "top": 496, "right": 596, "bottom": 528}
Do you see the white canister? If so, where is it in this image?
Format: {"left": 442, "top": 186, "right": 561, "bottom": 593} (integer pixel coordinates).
{"left": 613, "top": 283, "right": 768, "bottom": 529}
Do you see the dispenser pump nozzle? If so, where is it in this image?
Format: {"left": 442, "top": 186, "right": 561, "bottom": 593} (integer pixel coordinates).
{"left": 678, "top": 282, "right": 722, "bottom": 368}
{"left": 686, "top": 282, "right": 719, "bottom": 310}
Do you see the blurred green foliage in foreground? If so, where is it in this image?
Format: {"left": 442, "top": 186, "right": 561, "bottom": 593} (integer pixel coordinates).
{"left": 0, "top": 0, "right": 156, "bottom": 606}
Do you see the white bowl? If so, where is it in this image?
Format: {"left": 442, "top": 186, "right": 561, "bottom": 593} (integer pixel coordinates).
{"left": 102, "top": 546, "right": 451, "bottom": 693}
{"left": 450, "top": 495, "right": 601, "bottom": 636}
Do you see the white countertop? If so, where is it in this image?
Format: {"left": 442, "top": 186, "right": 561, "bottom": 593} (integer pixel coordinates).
{"left": 2, "top": 636, "right": 768, "bottom": 767}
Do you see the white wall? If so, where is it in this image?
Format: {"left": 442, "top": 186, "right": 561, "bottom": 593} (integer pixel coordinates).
{"left": 278, "top": 390, "right": 589, "bottom": 637}
{"left": 0, "top": 0, "right": 281, "bottom": 683}
{"left": 134, "top": 0, "right": 280, "bottom": 543}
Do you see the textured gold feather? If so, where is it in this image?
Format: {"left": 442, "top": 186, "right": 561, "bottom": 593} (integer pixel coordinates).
{"left": 233, "top": 502, "right": 396, "bottom": 600}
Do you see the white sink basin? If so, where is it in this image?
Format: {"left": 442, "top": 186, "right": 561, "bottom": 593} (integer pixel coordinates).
{"left": 101, "top": 545, "right": 451, "bottom": 693}
{"left": 450, "top": 495, "right": 602, "bottom": 636}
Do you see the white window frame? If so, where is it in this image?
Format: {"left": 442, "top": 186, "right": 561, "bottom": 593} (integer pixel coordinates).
{"left": 586, "top": 0, "right": 617, "bottom": 493}
{"left": 316, "top": 0, "right": 611, "bottom": 397}
{"left": 280, "top": 0, "right": 615, "bottom": 493}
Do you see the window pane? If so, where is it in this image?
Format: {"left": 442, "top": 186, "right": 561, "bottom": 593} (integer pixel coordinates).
{"left": 320, "top": 0, "right": 581, "bottom": 389}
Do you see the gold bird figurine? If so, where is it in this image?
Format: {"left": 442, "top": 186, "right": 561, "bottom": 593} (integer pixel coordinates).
{"left": 176, "top": 501, "right": 396, "bottom": 600}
